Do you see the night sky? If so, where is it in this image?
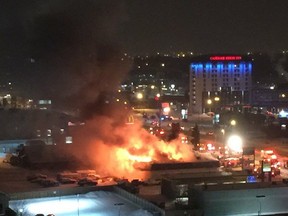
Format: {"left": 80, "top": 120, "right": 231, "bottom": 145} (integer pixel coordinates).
{"left": 120, "top": 0, "right": 288, "bottom": 55}
{"left": 1, "top": 0, "right": 288, "bottom": 109}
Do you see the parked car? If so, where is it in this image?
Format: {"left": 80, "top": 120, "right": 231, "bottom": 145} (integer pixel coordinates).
{"left": 78, "top": 177, "right": 98, "bottom": 186}
{"left": 40, "top": 178, "right": 60, "bottom": 187}
{"left": 27, "top": 173, "right": 47, "bottom": 181}
{"left": 59, "top": 177, "right": 77, "bottom": 184}
{"left": 30, "top": 177, "right": 47, "bottom": 184}
{"left": 87, "top": 173, "right": 101, "bottom": 180}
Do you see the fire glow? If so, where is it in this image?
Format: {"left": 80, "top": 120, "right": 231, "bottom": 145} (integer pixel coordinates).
{"left": 71, "top": 116, "right": 195, "bottom": 180}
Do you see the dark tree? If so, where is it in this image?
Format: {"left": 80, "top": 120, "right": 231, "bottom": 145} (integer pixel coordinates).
{"left": 168, "top": 122, "right": 181, "bottom": 141}
{"left": 191, "top": 123, "right": 200, "bottom": 149}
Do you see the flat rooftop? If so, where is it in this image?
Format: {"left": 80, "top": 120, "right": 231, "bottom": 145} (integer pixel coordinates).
{"left": 9, "top": 191, "right": 152, "bottom": 216}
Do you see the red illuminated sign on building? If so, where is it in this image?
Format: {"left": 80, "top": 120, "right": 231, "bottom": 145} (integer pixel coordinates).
{"left": 210, "top": 56, "right": 242, "bottom": 61}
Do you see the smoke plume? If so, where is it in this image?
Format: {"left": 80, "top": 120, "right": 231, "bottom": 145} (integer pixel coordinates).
{"left": 275, "top": 56, "right": 288, "bottom": 81}
{"left": 69, "top": 117, "right": 196, "bottom": 180}
{"left": 1, "top": 1, "right": 199, "bottom": 180}
{"left": 0, "top": 0, "right": 131, "bottom": 113}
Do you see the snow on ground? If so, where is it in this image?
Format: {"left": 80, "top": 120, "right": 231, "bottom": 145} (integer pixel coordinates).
{"left": 10, "top": 191, "right": 156, "bottom": 216}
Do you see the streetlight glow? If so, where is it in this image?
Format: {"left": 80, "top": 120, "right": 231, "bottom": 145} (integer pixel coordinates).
{"left": 227, "top": 135, "right": 243, "bottom": 153}
{"left": 136, "top": 92, "right": 143, "bottom": 99}
{"left": 163, "top": 107, "right": 170, "bottom": 114}
{"left": 230, "top": 119, "right": 237, "bottom": 126}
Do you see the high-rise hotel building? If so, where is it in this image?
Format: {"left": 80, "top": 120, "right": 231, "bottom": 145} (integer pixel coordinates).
{"left": 189, "top": 55, "right": 253, "bottom": 114}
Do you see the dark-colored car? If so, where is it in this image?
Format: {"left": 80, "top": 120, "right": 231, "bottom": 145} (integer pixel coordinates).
{"left": 78, "top": 177, "right": 98, "bottom": 186}
{"left": 59, "top": 177, "right": 77, "bottom": 184}
{"left": 27, "top": 174, "right": 47, "bottom": 181}
{"left": 40, "top": 178, "right": 60, "bottom": 187}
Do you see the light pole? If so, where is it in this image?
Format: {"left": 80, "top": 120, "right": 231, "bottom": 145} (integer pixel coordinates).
{"left": 207, "top": 99, "right": 212, "bottom": 113}
{"left": 256, "top": 195, "right": 265, "bottom": 215}
{"left": 114, "top": 203, "right": 124, "bottom": 216}
{"left": 77, "top": 194, "right": 80, "bottom": 216}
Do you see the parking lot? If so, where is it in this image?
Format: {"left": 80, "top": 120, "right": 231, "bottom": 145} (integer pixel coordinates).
{"left": 9, "top": 191, "right": 153, "bottom": 216}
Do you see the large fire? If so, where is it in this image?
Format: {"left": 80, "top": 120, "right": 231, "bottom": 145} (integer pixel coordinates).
{"left": 71, "top": 116, "right": 196, "bottom": 180}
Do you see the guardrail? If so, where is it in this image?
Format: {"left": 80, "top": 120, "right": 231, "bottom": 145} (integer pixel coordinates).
{"left": 113, "top": 186, "right": 165, "bottom": 216}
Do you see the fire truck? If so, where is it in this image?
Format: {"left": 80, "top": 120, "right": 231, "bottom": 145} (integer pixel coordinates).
{"left": 255, "top": 149, "right": 281, "bottom": 178}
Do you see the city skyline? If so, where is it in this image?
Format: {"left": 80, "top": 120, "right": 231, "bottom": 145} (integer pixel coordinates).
{"left": 1, "top": 0, "right": 288, "bottom": 110}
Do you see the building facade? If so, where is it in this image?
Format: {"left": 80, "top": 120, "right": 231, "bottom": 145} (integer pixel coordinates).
{"left": 189, "top": 55, "right": 253, "bottom": 114}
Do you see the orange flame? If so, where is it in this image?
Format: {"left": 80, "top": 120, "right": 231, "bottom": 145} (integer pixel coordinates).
{"left": 71, "top": 117, "right": 196, "bottom": 180}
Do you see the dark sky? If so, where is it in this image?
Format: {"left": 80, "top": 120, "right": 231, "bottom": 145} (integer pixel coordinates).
{"left": 120, "top": 0, "right": 288, "bottom": 55}
{"left": 1, "top": 0, "right": 288, "bottom": 107}
{"left": 0, "top": 0, "right": 131, "bottom": 109}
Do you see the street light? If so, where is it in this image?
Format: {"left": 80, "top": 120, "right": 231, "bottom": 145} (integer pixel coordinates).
{"left": 114, "top": 203, "right": 124, "bottom": 216}
{"left": 77, "top": 194, "right": 80, "bottom": 216}
{"left": 207, "top": 99, "right": 212, "bottom": 112}
{"left": 136, "top": 92, "right": 143, "bottom": 100}
{"left": 221, "top": 129, "right": 225, "bottom": 135}
{"left": 230, "top": 119, "right": 237, "bottom": 126}
{"left": 256, "top": 195, "right": 265, "bottom": 215}
{"left": 227, "top": 135, "right": 243, "bottom": 153}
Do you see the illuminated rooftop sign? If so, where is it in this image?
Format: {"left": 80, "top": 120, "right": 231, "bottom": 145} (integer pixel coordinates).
{"left": 210, "top": 56, "right": 242, "bottom": 61}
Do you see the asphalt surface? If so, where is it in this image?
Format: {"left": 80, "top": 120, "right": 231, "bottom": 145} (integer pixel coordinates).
{"left": 0, "top": 156, "right": 48, "bottom": 194}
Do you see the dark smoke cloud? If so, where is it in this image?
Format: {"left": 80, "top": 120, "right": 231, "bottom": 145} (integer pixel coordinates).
{"left": 275, "top": 56, "right": 288, "bottom": 82}
{"left": 0, "top": 0, "right": 131, "bottom": 114}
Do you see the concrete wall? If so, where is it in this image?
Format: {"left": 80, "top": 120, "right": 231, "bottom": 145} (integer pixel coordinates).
{"left": 200, "top": 183, "right": 288, "bottom": 216}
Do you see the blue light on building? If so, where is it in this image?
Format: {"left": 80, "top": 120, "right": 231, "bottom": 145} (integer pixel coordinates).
{"left": 189, "top": 55, "right": 253, "bottom": 113}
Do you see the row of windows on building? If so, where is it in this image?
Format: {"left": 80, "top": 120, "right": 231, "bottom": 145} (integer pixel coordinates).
{"left": 191, "top": 82, "right": 249, "bottom": 89}
{"left": 191, "top": 74, "right": 250, "bottom": 80}
{"left": 191, "top": 99, "right": 245, "bottom": 105}
{"left": 197, "top": 68, "right": 251, "bottom": 73}
{"left": 198, "top": 73, "right": 250, "bottom": 78}
{"left": 207, "top": 78, "right": 249, "bottom": 82}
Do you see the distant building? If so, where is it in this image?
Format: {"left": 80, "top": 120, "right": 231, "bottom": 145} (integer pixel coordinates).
{"left": 251, "top": 86, "right": 288, "bottom": 113}
{"left": 37, "top": 99, "right": 52, "bottom": 110}
{"left": 162, "top": 178, "right": 288, "bottom": 216}
{"left": 189, "top": 55, "right": 253, "bottom": 114}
